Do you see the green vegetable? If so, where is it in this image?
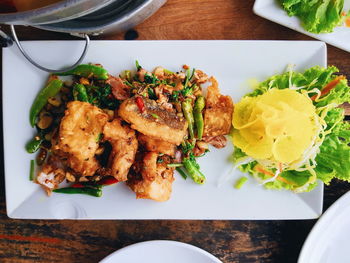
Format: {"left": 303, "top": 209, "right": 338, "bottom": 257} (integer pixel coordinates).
{"left": 53, "top": 187, "right": 102, "bottom": 197}
{"left": 280, "top": 0, "right": 348, "bottom": 33}
{"left": 181, "top": 141, "right": 195, "bottom": 154}
{"left": 170, "top": 90, "right": 180, "bottom": 102}
{"left": 55, "top": 64, "right": 108, "bottom": 80}
{"left": 176, "top": 167, "right": 188, "bottom": 180}
{"left": 29, "top": 77, "right": 63, "bottom": 127}
{"left": 25, "top": 137, "right": 43, "bottom": 153}
{"left": 194, "top": 96, "right": 205, "bottom": 140}
{"left": 96, "top": 133, "right": 103, "bottom": 143}
{"left": 314, "top": 111, "right": 350, "bottom": 183}
{"left": 136, "top": 60, "right": 142, "bottom": 71}
{"left": 233, "top": 66, "right": 350, "bottom": 192}
{"left": 167, "top": 163, "right": 183, "bottom": 168}
{"left": 85, "top": 85, "right": 119, "bottom": 109}
{"left": 123, "top": 70, "right": 132, "bottom": 82}
{"left": 183, "top": 68, "right": 195, "bottom": 88}
{"left": 164, "top": 68, "right": 174, "bottom": 74}
{"left": 150, "top": 113, "right": 160, "bottom": 119}
{"left": 148, "top": 87, "right": 157, "bottom": 100}
{"left": 183, "top": 157, "right": 205, "bottom": 184}
{"left": 29, "top": 160, "right": 35, "bottom": 181}
{"left": 73, "top": 84, "right": 89, "bottom": 102}
{"left": 144, "top": 74, "right": 159, "bottom": 85}
{"left": 181, "top": 84, "right": 195, "bottom": 97}
{"left": 182, "top": 99, "right": 195, "bottom": 139}
{"left": 234, "top": 177, "right": 248, "bottom": 189}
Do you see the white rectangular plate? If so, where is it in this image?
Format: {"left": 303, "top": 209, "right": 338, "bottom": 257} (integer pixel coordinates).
{"left": 3, "top": 40, "right": 325, "bottom": 220}
{"left": 254, "top": 0, "right": 350, "bottom": 53}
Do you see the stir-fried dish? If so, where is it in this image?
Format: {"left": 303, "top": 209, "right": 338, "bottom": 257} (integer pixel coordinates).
{"left": 27, "top": 62, "right": 233, "bottom": 201}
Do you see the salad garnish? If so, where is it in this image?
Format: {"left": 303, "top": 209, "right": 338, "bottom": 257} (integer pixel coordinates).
{"left": 232, "top": 65, "right": 350, "bottom": 192}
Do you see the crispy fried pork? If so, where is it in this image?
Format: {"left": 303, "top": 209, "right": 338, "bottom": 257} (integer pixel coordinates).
{"left": 103, "top": 118, "right": 138, "bottom": 181}
{"left": 118, "top": 96, "right": 188, "bottom": 145}
{"left": 58, "top": 101, "right": 108, "bottom": 176}
{"left": 203, "top": 77, "right": 234, "bottom": 137}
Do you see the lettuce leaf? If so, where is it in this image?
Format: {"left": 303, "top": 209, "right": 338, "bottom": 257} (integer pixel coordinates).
{"left": 315, "top": 111, "right": 350, "bottom": 183}
{"left": 279, "top": 0, "right": 347, "bottom": 33}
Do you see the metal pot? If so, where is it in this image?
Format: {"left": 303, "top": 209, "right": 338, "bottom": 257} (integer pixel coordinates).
{"left": 0, "top": 0, "right": 116, "bottom": 25}
{"left": 1, "top": 0, "right": 166, "bottom": 72}
{"left": 36, "top": 0, "right": 166, "bottom": 36}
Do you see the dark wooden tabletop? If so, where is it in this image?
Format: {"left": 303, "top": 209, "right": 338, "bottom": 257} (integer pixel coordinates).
{"left": 1, "top": 1, "right": 350, "bottom": 262}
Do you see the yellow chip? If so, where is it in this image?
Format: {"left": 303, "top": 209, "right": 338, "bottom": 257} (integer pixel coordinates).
{"left": 232, "top": 88, "right": 318, "bottom": 164}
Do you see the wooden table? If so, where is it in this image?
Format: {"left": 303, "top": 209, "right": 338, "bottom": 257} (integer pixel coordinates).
{"left": 0, "top": 1, "right": 349, "bottom": 262}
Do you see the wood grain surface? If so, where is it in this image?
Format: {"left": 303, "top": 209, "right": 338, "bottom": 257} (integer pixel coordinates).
{"left": 1, "top": 1, "right": 350, "bottom": 262}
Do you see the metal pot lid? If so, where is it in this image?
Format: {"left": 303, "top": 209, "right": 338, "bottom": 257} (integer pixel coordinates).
{"left": 0, "top": 0, "right": 116, "bottom": 25}
{"left": 35, "top": 0, "right": 166, "bottom": 35}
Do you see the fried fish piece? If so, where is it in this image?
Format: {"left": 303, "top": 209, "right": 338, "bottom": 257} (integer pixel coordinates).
{"left": 58, "top": 101, "right": 108, "bottom": 176}
{"left": 138, "top": 133, "right": 176, "bottom": 157}
{"left": 203, "top": 77, "right": 234, "bottom": 137}
{"left": 118, "top": 96, "right": 188, "bottom": 145}
{"left": 103, "top": 118, "right": 138, "bottom": 182}
{"left": 127, "top": 152, "right": 175, "bottom": 202}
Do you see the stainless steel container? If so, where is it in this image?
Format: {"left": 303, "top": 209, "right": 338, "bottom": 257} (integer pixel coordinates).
{"left": 1, "top": 0, "right": 166, "bottom": 72}
{"left": 0, "top": 0, "right": 116, "bottom": 25}
{"left": 37, "top": 0, "right": 166, "bottom": 36}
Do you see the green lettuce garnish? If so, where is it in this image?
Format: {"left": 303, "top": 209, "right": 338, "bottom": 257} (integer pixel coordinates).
{"left": 233, "top": 66, "right": 350, "bottom": 192}
{"left": 279, "top": 0, "right": 348, "bottom": 33}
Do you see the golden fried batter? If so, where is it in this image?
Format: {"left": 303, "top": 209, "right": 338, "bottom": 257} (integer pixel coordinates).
{"left": 203, "top": 77, "right": 234, "bottom": 137}
{"left": 127, "top": 152, "right": 175, "bottom": 202}
{"left": 103, "top": 118, "right": 138, "bottom": 182}
{"left": 58, "top": 101, "right": 108, "bottom": 176}
{"left": 138, "top": 133, "right": 176, "bottom": 157}
{"left": 118, "top": 97, "right": 188, "bottom": 145}
{"left": 128, "top": 174, "right": 174, "bottom": 202}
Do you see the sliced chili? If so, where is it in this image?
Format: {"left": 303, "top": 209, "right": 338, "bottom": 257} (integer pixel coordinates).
{"left": 98, "top": 177, "right": 118, "bottom": 186}
{"left": 135, "top": 96, "right": 145, "bottom": 113}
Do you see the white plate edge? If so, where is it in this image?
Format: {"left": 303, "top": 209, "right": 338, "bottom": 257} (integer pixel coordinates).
{"left": 99, "top": 240, "right": 223, "bottom": 263}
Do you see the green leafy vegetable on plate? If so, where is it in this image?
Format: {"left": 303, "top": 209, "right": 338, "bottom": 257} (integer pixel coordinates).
{"left": 279, "top": 0, "right": 349, "bottom": 33}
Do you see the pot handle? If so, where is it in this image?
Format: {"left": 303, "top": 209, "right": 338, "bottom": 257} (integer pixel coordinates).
{"left": 10, "top": 25, "right": 90, "bottom": 73}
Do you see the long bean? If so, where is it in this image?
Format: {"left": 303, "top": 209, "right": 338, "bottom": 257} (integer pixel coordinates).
{"left": 29, "top": 160, "right": 35, "bottom": 181}
{"left": 176, "top": 167, "right": 188, "bottom": 180}
{"left": 53, "top": 187, "right": 102, "bottom": 197}
{"left": 55, "top": 64, "right": 108, "bottom": 80}
{"left": 182, "top": 99, "right": 194, "bottom": 139}
{"left": 29, "top": 76, "right": 63, "bottom": 127}
{"left": 194, "top": 96, "right": 205, "bottom": 140}
{"left": 25, "top": 137, "right": 43, "bottom": 153}
{"left": 73, "top": 83, "right": 89, "bottom": 102}
{"left": 182, "top": 157, "right": 205, "bottom": 184}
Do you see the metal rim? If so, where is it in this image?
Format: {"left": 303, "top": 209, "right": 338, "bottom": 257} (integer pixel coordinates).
{"left": 35, "top": 0, "right": 164, "bottom": 34}
{"left": 10, "top": 24, "right": 90, "bottom": 73}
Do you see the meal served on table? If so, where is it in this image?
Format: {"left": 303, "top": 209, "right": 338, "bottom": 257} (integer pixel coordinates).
{"left": 27, "top": 62, "right": 350, "bottom": 201}
{"left": 26, "top": 62, "right": 233, "bottom": 201}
